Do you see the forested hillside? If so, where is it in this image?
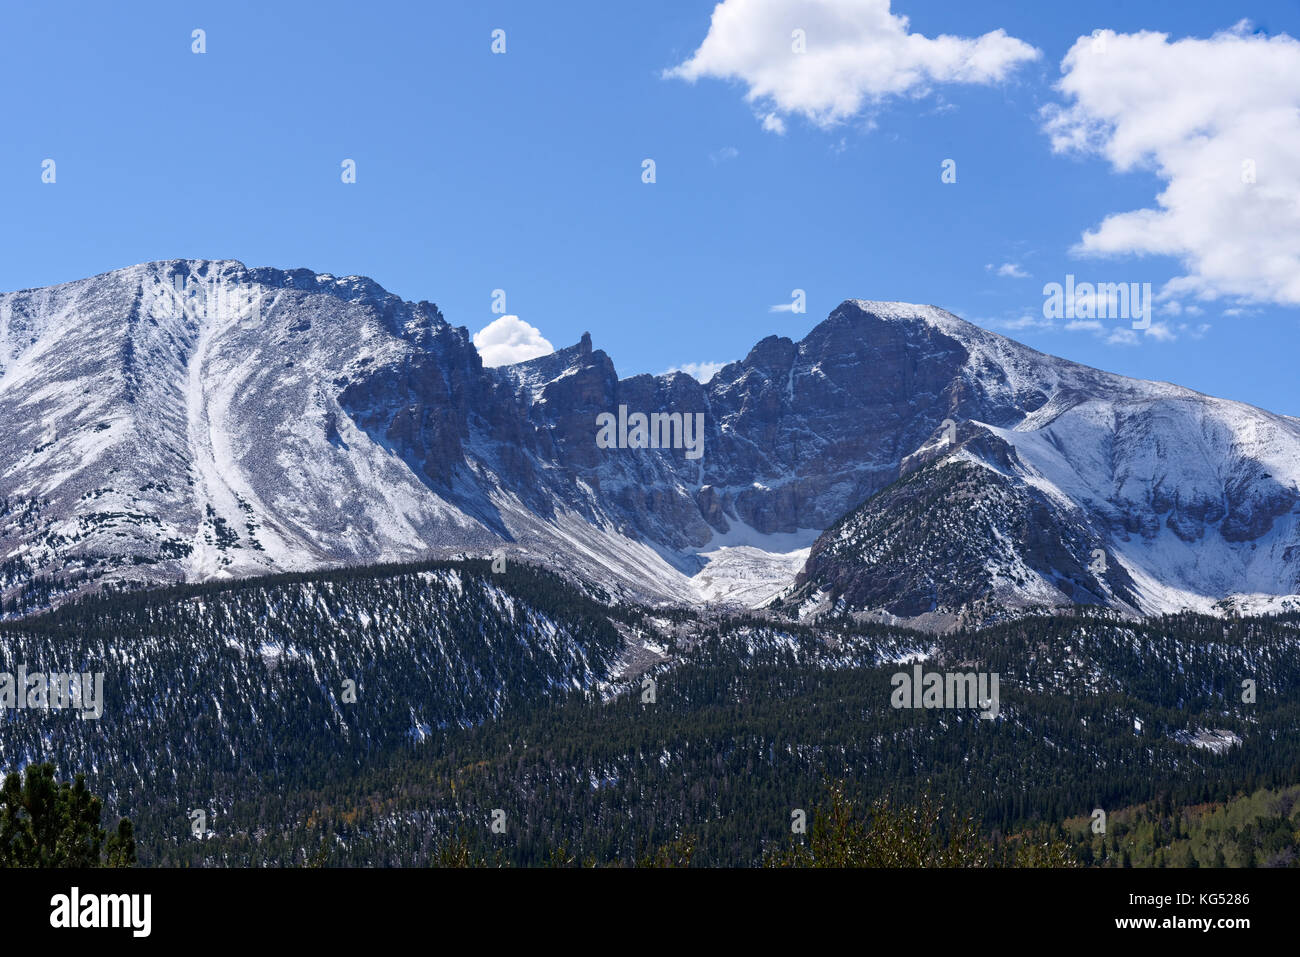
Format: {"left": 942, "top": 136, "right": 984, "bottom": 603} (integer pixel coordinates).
{"left": 0, "top": 559, "right": 629, "bottom": 862}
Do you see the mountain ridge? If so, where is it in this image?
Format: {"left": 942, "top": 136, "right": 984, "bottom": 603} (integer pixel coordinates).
{"left": 1, "top": 259, "right": 1298, "bottom": 628}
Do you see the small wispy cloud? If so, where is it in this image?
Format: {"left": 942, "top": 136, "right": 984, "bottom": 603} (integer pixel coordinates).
{"left": 986, "top": 262, "right": 1029, "bottom": 279}
{"left": 985, "top": 314, "right": 1053, "bottom": 331}
{"left": 980, "top": 309, "right": 1204, "bottom": 347}
{"left": 710, "top": 146, "right": 740, "bottom": 164}
{"left": 666, "top": 361, "right": 729, "bottom": 383}
{"left": 1063, "top": 317, "right": 1209, "bottom": 346}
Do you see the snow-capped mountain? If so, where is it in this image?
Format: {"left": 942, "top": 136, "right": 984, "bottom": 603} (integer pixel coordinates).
{"left": 1, "top": 260, "right": 1298, "bottom": 626}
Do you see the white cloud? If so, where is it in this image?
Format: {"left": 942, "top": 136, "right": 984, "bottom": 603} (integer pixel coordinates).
{"left": 986, "top": 262, "right": 1029, "bottom": 278}
{"left": 987, "top": 314, "right": 1053, "bottom": 331}
{"left": 710, "top": 145, "right": 741, "bottom": 164}
{"left": 1143, "top": 322, "right": 1178, "bottom": 342}
{"left": 667, "top": 361, "right": 729, "bottom": 383}
{"left": 1066, "top": 316, "right": 1203, "bottom": 345}
{"left": 472, "top": 316, "right": 554, "bottom": 367}
{"left": 1043, "top": 22, "right": 1300, "bottom": 307}
{"left": 666, "top": 0, "right": 1039, "bottom": 131}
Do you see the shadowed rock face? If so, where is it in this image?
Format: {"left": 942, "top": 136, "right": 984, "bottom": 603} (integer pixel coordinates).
{"left": 468, "top": 299, "right": 1041, "bottom": 547}
{"left": 0, "top": 262, "right": 1298, "bottom": 621}
{"left": 700, "top": 304, "right": 975, "bottom": 533}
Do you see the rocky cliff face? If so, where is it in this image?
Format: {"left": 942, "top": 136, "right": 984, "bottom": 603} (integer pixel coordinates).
{"left": 1, "top": 262, "right": 1298, "bottom": 625}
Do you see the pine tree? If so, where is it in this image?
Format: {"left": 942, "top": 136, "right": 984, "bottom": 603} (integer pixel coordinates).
{"left": 0, "top": 763, "right": 136, "bottom": 867}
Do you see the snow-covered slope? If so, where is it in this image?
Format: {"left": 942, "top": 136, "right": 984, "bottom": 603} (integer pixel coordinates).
{"left": 787, "top": 302, "right": 1300, "bottom": 625}
{"left": 0, "top": 261, "right": 493, "bottom": 596}
{"left": 0, "top": 263, "right": 1297, "bottom": 624}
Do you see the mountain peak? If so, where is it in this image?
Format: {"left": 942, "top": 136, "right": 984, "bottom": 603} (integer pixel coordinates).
{"left": 838, "top": 298, "right": 944, "bottom": 317}
{"left": 830, "top": 298, "right": 978, "bottom": 335}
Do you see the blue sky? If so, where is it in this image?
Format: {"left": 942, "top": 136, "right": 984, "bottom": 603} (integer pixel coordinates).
{"left": 3, "top": 1, "right": 1300, "bottom": 413}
